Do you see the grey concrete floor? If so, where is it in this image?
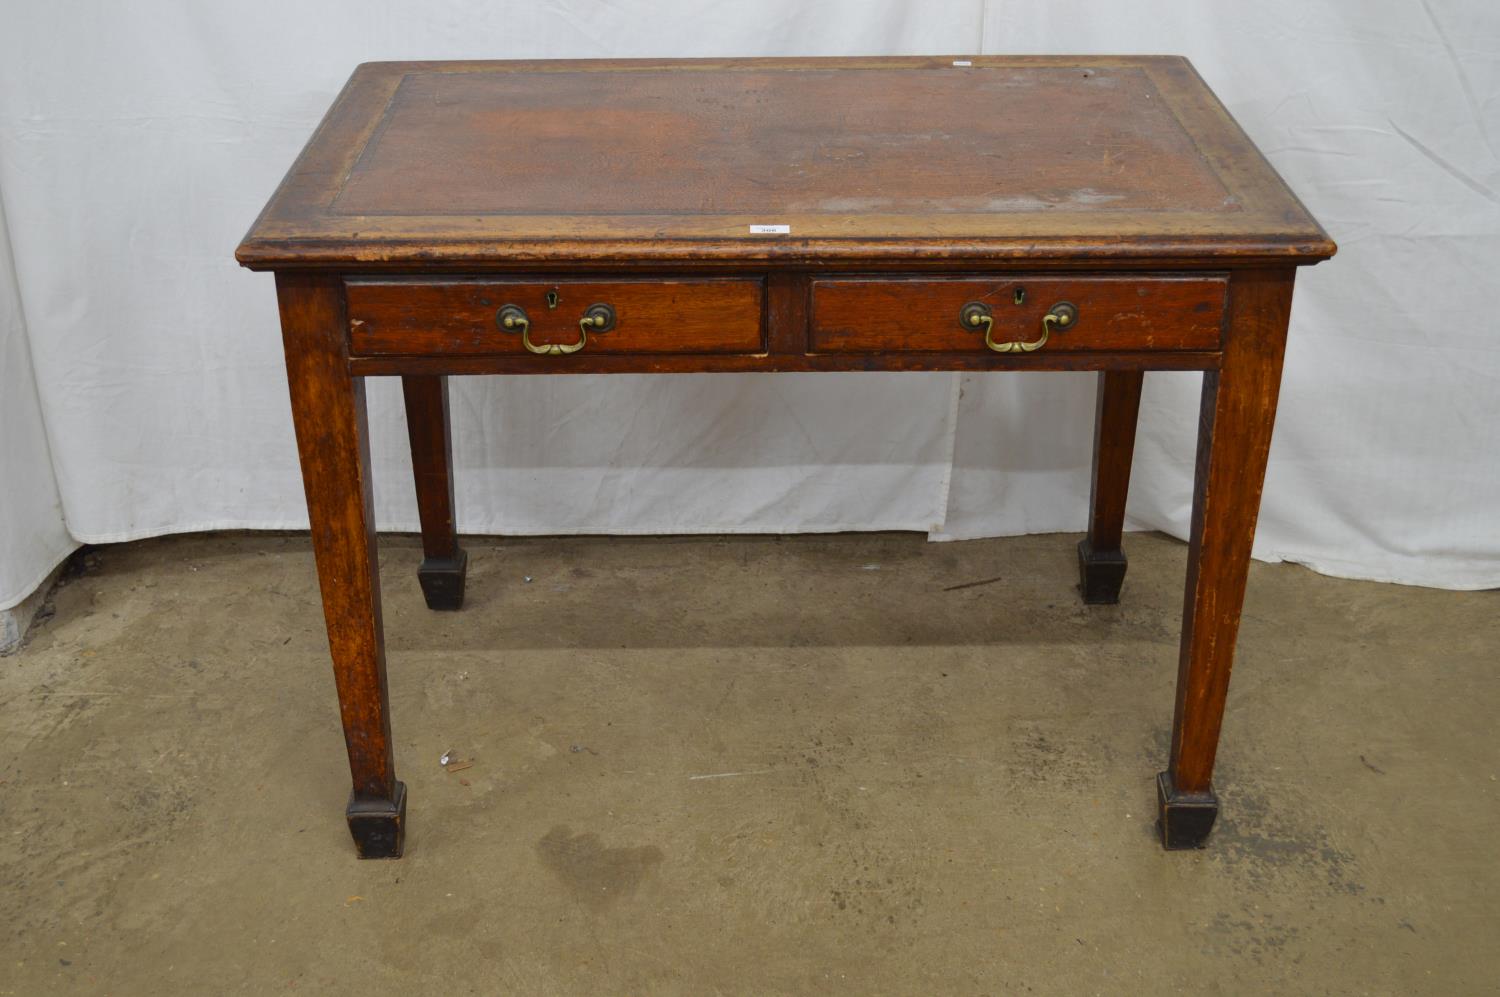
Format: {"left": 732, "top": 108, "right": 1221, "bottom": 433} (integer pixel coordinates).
{"left": 1, "top": 530, "right": 1496, "bottom": 995}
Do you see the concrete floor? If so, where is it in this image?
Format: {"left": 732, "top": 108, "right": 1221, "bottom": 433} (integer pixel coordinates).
{"left": 1, "top": 530, "right": 1496, "bottom": 995}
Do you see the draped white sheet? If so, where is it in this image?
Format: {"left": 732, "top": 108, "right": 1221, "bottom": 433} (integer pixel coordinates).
{"left": 1, "top": 0, "right": 1496, "bottom": 609}
{"left": 0, "top": 197, "right": 71, "bottom": 608}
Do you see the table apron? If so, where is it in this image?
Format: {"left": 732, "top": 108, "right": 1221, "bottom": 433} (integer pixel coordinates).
{"left": 346, "top": 351, "right": 1221, "bottom": 375}
{"left": 339, "top": 269, "right": 1230, "bottom": 375}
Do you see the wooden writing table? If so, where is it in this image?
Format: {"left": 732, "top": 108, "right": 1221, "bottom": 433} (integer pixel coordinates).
{"left": 237, "top": 57, "right": 1334, "bottom": 858}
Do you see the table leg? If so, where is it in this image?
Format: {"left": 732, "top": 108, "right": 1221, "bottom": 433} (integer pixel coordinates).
{"left": 1078, "top": 370, "right": 1144, "bottom": 604}
{"left": 277, "top": 273, "right": 405, "bottom": 859}
{"left": 402, "top": 375, "right": 467, "bottom": 610}
{"left": 1159, "top": 269, "right": 1294, "bottom": 849}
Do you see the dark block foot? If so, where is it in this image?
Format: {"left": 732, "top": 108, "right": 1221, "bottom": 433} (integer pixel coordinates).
{"left": 1156, "top": 771, "right": 1218, "bottom": 850}
{"left": 1077, "top": 539, "right": 1128, "bottom": 605}
{"left": 346, "top": 781, "right": 407, "bottom": 859}
{"left": 417, "top": 549, "right": 467, "bottom": 610}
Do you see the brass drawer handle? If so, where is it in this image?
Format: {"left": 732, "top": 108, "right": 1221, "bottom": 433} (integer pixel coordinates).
{"left": 961, "top": 300, "right": 1077, "bottom": 353}
{"left": 498, "top": 302, "right": 616, "bottom": 356}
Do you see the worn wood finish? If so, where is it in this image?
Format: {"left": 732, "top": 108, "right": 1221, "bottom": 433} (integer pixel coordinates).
{"left": 242, "top": 58, "right": 1334, "bottom": 857}
{"left": 349, "top": 277, "right": 765, "bottom": 356}
{"left": 275, "top": 272, "right": 405, "bottom": 858}
{"left": 1159, "top": 268, "right": 1295, "bottom": 849}
{"left": 765, "top": 272, "right": 810, "bottom": 356}
{"left": 1078, "top": 370, "right": 1145, "bottom": 604}
{"left": 237, "top": 57, "right": 1335, "bottom": 271}
{"left": 809, "top": 275, "right": 1226, "bottom": 353}
{"left": 401, "top": 375, "right": 466, "bottom": 610}
{"left": 348, "top": 348, "right": 1226, "bottom": 377}
{"left": 339, "top": 67, "right": 1235, "bottom": 218}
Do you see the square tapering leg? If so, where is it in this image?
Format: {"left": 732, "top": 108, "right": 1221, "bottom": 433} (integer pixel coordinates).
{"left": 1161, "top": 269, "right": 1295, "bottom": 851}
{"left": 1080, "top": 370, "right": 1143, "bottom": 605}
{"left": 279, "top": 273, "right": 405, "bottom": 859}
{"left": 402, "top": 375, "right": 467, "bottom": 610}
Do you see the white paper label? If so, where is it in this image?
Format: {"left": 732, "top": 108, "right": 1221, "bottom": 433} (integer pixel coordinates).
{"left": 952, "top": 60, "right": 973, "bottom": 67}
{"left": 748, "top": 224, "right": 791, "bottom": 234}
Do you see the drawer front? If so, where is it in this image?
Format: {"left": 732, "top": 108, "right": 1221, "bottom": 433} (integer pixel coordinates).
{"left": 346, "top": 278, "right": 765, "bottom": 356}
{"left": 809, "top": 275, "right": 1226, "bottom": 353}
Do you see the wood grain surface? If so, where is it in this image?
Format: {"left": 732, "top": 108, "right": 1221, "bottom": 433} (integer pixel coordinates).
{"left": 275, "top": 273, "right": 398, "bottom": 807}
{"left": 237, "top": 57, "right": 1335, "bottom": 269}
{"left": 1169, "top": 268, "right": 1296, "bottom": 793}
{"left": 347, "top": 277, "right": 765, "bottom": 355}
{"left": 809, "top": 274, "right": 1226, "bottom": 352}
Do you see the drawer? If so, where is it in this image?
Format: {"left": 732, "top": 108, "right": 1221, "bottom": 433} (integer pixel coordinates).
{"left": 809, "top": 275, "right": 1226, "bottom": 354}
{"left": 345, "top": 277, "right": 765, "bottom": 356}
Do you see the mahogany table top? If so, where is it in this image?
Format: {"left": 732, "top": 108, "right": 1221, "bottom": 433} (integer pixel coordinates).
{"left": 237, "top": 56, "right": 1334, "bottom": 270}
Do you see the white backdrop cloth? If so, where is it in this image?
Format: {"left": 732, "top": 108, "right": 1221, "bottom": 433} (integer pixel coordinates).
{"left": 2, "top": 1, "right": 1498, "bottom": 610}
